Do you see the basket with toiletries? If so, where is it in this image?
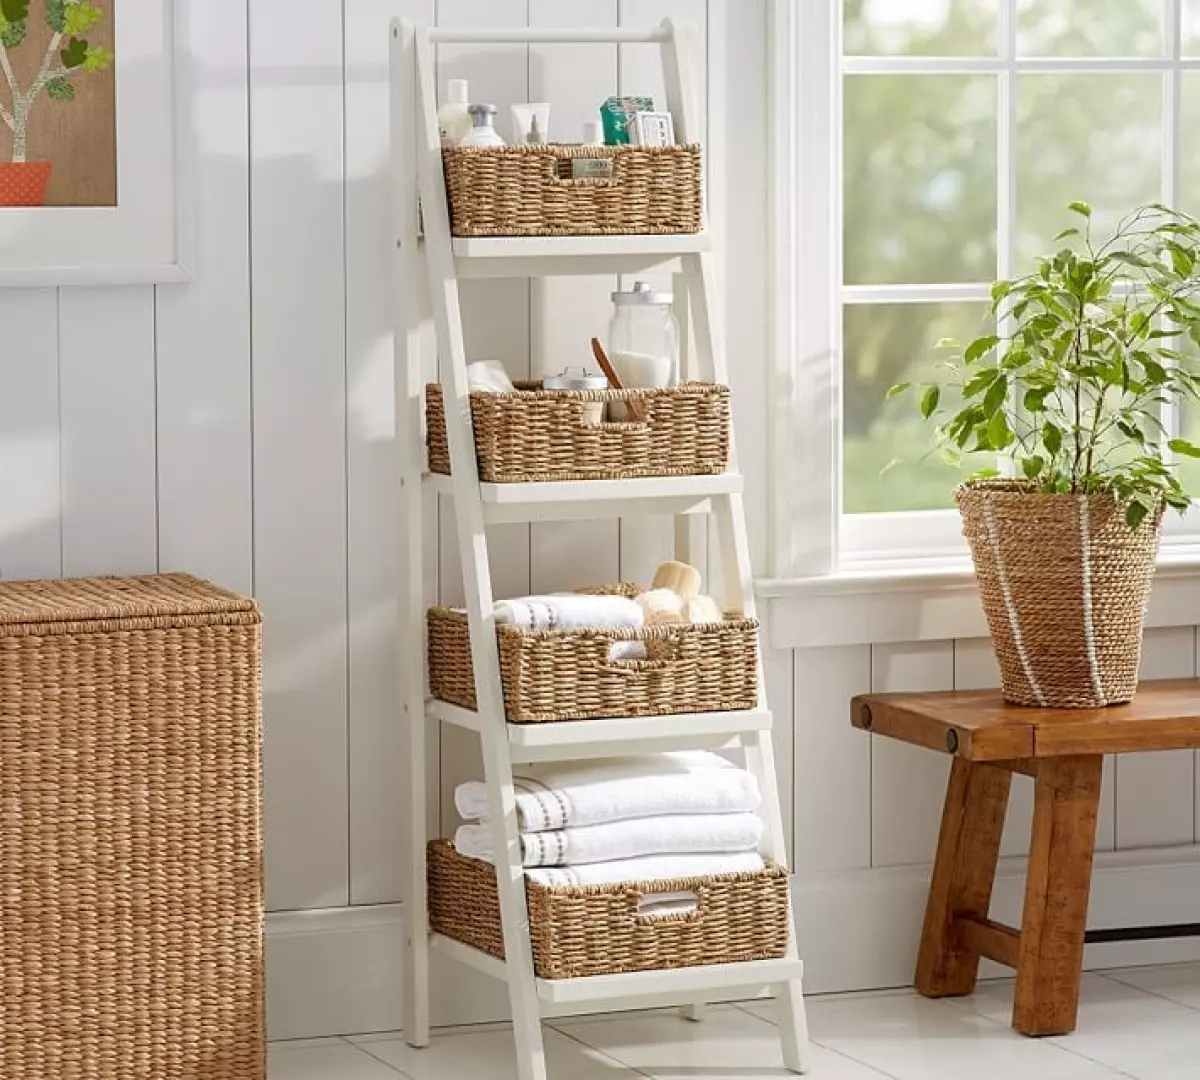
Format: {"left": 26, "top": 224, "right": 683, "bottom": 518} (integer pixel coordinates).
{"left": 442, "top": 143, "right": 703, "bottom": 237}
{"left": 427, "top": 839, "right": 790, "bottom": 978}
{"left": 425, "top": 380, "right": 730, "bottom": 482}
{"left": 427, "top": 567, "right": 760, "bottom": 724}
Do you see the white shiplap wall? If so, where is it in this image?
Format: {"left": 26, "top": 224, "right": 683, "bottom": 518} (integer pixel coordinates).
{"left": 4, "top": 0, "right": 1198, "bottom": 1038}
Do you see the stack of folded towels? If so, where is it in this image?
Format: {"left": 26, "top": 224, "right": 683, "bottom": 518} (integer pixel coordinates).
{"left": 453, "top": 751, "right": 765, "bottom": 907}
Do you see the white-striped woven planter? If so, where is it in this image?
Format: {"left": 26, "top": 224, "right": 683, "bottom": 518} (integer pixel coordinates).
{"left": 957, "top": 480, "right": 1162, "bottom": 709}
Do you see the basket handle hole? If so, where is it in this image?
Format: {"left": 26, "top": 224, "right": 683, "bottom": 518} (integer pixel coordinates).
{"left": 635, "top": 890, "right": 702, "bottom": 922}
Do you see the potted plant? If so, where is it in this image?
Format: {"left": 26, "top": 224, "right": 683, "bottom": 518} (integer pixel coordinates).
{"left": 891, "top": 202, "right": 1200, "bottom": 708}
{"left": 0, "top": 0, "right": 113, "bottom": 206}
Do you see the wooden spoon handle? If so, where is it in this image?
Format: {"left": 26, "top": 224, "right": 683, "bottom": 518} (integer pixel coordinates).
{"left": 590, "top": 337, "right": 643, "bottom": 421}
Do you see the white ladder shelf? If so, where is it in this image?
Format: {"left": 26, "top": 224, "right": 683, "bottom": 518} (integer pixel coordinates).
{"left": 391, "top": 20, "right": 811, "bottom": 1080}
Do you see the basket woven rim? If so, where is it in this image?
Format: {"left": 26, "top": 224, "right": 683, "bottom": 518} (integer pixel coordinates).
{"left": 442, "top": 143, "right": 702, "bottom": 159}
{"left": 429, "top": 604, "right": 758, "bottom": 640}
{"left": 955, "top": 477, "right": 1164, "bottom": 513}
{"left": 0, "top": 572, "right": 259, "bottom": 629}
{"left": 429, "top": 841, "right": 784, "bottom": 898}
{"left": 429, "top": 381, "right": 728, "bottom": 404}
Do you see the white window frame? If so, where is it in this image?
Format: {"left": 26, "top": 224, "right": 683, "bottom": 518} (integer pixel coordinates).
{"left": 769, "top": 0, "right": 1200, "bottom": 582}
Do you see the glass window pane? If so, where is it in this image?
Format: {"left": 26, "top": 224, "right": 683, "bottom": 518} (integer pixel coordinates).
{"left": 1016, "top": 75, "right": 1161, "bottom": 272}
{"left": 1017, "top": 0, "right": 1161, "bottom": 56}
{"left": 1182, "top": 76, "right": 1200, "bottom": 216}
{"left": 1186, "top": 1, "right": 1200, "bottom": 55}
{"left": 844, "top": 0, "right": 996, "bottom": 57}
{"left": 843, "top": 303, "right": 992, "bottom": 514}
{"left": 844, "top": 76, "right": 997, "bottom": 285}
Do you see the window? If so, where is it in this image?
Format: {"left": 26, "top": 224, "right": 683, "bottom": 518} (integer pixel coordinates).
{"left": 772, "top": 0, "right": 1200, "bottom": 576}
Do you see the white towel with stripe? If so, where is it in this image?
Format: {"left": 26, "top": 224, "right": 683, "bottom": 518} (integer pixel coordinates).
{"left": 526, "top": 851, "right": 766, "bottom": 888}
{"left": 454, "top": 812, "right": 763, "bottom": 868}
{"left": 453, "top": 751, "right": 760, "bottom": 833}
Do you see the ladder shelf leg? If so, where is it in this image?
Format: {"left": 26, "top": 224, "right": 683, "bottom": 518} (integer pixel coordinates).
{"left": 413, "top": 25, "right": 548, "bottom": 1080}
{"left": 393, "top": 19, "right": 430, "bottom": 1050}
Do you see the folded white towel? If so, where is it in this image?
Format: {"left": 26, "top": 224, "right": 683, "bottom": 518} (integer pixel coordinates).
{"left": 526, "top": 851, "right": 766, "bottom": 888}
{"left": 454, "top": 751, "right": 760, "bottom": 833}
{"left": 493, "top": 594, "right": 644, "bottom": 633}
{"left": 454, "top": 812, "right": 763, "bottom": 868}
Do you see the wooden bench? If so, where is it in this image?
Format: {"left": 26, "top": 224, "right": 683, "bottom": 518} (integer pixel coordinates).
{"left": 852, "top": 679, "right": 1200, "bottom": 1037}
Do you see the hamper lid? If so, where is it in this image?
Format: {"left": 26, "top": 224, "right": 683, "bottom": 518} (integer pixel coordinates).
{"left": 0, "top": 573, "right": 258, "bottom": 629}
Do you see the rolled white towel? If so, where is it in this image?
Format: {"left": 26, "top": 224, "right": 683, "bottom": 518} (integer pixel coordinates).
{"left": 454, "top": 812, "right": 763, "bottom": 868}
{"left": 493, "top": 593, "right": 644, "bottom": 633}
{"left": 454, "top": 751, "right": 760, "bottom": 832}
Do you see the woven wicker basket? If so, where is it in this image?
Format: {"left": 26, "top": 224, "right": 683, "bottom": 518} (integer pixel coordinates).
{"left": 428, "top": 840, "right": 789, "bottom": 979}
{"left": 427, "top": 584, "right": 759, "bottom": 723}
{"left": 957, "top": 480, "right": 1162, "bottom": 708}
{"left": 442, "top": 144, "right": 703, "bottom": 237}
{"left": 0, "top": 574, "right": 264, "bottom": 1080}
{"left": 426, "top": 381, "right": 731, "bottom": 482}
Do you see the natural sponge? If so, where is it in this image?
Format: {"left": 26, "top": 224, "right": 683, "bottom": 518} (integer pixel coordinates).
{"left": 650, "top": 560, "right": 702, "bottom": 600}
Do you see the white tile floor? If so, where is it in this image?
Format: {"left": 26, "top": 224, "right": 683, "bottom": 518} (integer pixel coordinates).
{"left": 268, "top": 962, "right": 1200, "bottom": 1080}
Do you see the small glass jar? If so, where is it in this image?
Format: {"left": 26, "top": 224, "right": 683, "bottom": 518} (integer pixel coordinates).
{"left": 608, "top": 282, "right": 680, "bottom": 420}
{"left": 543, "top": 366, "right": 609, "bottom": 425}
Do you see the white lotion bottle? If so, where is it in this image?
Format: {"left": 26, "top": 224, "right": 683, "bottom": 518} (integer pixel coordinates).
{"left": 438, "top": 79, "right": 472, "bottom": 148}
{"left": 460, "top": 104, "right": 506, "bottom": 148}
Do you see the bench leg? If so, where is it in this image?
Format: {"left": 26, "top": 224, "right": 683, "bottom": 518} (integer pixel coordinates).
{"left": 916, "top": 759, "right": 1012, "bottom": 998}
{"left": 1013, "top": 755, "right": 1103, "bottom": 1037}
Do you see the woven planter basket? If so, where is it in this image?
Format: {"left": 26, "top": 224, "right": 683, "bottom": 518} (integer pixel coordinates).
{"left": 957, "top": 481, "right": 1162, "bottom": 708}
{"left": 442, "top": 144, "right": 703, "bottom": 237}
{"left": 426, "top": 381, "right": 731, "bottom": 482}
{"left": 427, "top": 840, "right": 790, "bottom": 979}
{"left": 0, "top": 574, "right": 263, "bottom": 1080}
{"left": 427, "top": 584, "right": 759, "bottom": 723}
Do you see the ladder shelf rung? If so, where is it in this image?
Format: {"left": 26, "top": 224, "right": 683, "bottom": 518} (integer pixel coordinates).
{"left": 448, "top": 233, "right": 711, "bottom": 279}
{"left": 424, "top": 473, "right": 742, "bottom": 524}
{"left": 427, "top": 701, "right": 772, "bottom": 762}
{"left": 430, "top": 933, "right": 804, "bottom": 1007}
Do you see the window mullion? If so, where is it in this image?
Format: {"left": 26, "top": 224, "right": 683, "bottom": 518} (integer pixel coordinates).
{"left": 1164, "top": 0, "right": 1185, "bottom": 454}
{"left": 998, "top": 0, "right": 1019, "bottom": 477}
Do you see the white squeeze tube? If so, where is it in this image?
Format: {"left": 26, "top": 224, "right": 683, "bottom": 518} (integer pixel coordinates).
{"left": 511, "top": 103, "right": 551, "bottom": 145}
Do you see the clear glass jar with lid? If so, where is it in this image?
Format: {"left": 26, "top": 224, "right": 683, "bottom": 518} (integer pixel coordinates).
{"left": 608, "top": 281, "right": 680, "bottom": 395}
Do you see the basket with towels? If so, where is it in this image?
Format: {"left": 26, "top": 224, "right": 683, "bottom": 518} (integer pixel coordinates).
{"left": 428, "top": 751, "right": 791, "bottom": 978}
{"left": 427, "top": 562, "right": 759, "bottom": 723}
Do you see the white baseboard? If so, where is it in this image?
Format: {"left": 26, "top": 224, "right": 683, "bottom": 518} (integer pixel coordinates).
{"left": 267, "top": 845, "right": 1200, "bottom": 1039}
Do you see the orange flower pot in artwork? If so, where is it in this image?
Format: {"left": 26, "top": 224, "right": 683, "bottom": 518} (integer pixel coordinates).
{"left": 0, "top": 162, "right": 53, "bottom": 207}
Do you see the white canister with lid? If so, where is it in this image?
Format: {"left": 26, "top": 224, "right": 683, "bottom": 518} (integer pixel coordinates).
{"left": 608, "top": 281, "right": 680, "bottom": 420}
{"left": 543, "top": 367, "right": 609, "bottom": 426}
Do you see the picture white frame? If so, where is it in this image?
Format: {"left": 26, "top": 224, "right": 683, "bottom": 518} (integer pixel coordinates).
{"left": 0, "top": 0, "right": 192, "bottom": 286}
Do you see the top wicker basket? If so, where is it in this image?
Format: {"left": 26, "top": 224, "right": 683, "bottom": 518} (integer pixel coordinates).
{"left": 442, "top": 144, "right": 703, "bottom": 237}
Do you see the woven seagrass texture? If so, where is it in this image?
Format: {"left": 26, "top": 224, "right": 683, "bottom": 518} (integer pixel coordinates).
{"left": 427, "top": 840, "right": 790, "bottom": 979}
{"left": 427, "top": 584, "right": 759, "bottom": 723}
{"left": 0, "top": 574, "right": 264, "bottom": 1080}
{"left": 957, "top": 481, "right": 1161, "bottom": 708}
{"left": 426, "top": 381, "right": 731, "bottom": 482}
{"left": 442, "top": 144, "right": 703, "bottom": 237}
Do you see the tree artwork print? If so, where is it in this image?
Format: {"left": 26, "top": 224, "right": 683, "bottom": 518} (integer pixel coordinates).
{"left": 0, "top": 0, "right": 114, "bottom": 207}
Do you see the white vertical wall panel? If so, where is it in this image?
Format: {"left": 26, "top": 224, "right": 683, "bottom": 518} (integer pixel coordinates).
{"left": 763, "top": 645, "right": 795, "bottom": 864}
{"left": 870, "top": 641, "right": 954, "bottom": 867}
{"left": 0, "top": 290, "right": 61, "bottom": 581}
{"left": 1115, "top": 627, "right": 1196, "bottom": 850}
{"left": 58, "top": 288, "right": 158, "bottom": 577}
{"left": 155, "top": 1, "right": 253, "bottom": 594}
{"left": 793, "top": 644, "right": 872, "bottom": 872}
{"left": 250, "top": 0, "right": 349, "bottom": 910}
{"left": 345, "top": 0, "right": 436, "bottom": 906}
{"left": 437, "top": 0, "right": 532, "bottom": 835}
{"left": 953, "top": 637, "right": 1033, "bottom": 858}
{"left": 616, "top": 0, "right": 707, "bottom": 584}
{"left": 527, "top": 0, "right": 622, "bottom": 596}
{"left": 713, "top": 0, "right": 769, "bottom": 575}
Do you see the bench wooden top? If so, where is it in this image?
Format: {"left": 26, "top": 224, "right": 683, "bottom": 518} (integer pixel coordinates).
{"left": 852, "top": 679, "right": 1200, "bottom": 760}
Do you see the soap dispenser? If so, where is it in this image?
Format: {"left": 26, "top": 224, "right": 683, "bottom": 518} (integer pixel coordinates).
{"left": 460, "top": 104, "right": 506, "bottom": 148}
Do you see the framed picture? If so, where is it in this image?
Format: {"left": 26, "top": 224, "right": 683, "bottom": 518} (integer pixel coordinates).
{"left": 0, "top": 0, "right": 190, "bottom": 285}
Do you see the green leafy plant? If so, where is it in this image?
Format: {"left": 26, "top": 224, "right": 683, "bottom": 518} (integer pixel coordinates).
{"left": 0, "top": 0, "right": 112, "bottom": 163}
{"left": 889, "top": 202, "right": 1200, "bottom": 529}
